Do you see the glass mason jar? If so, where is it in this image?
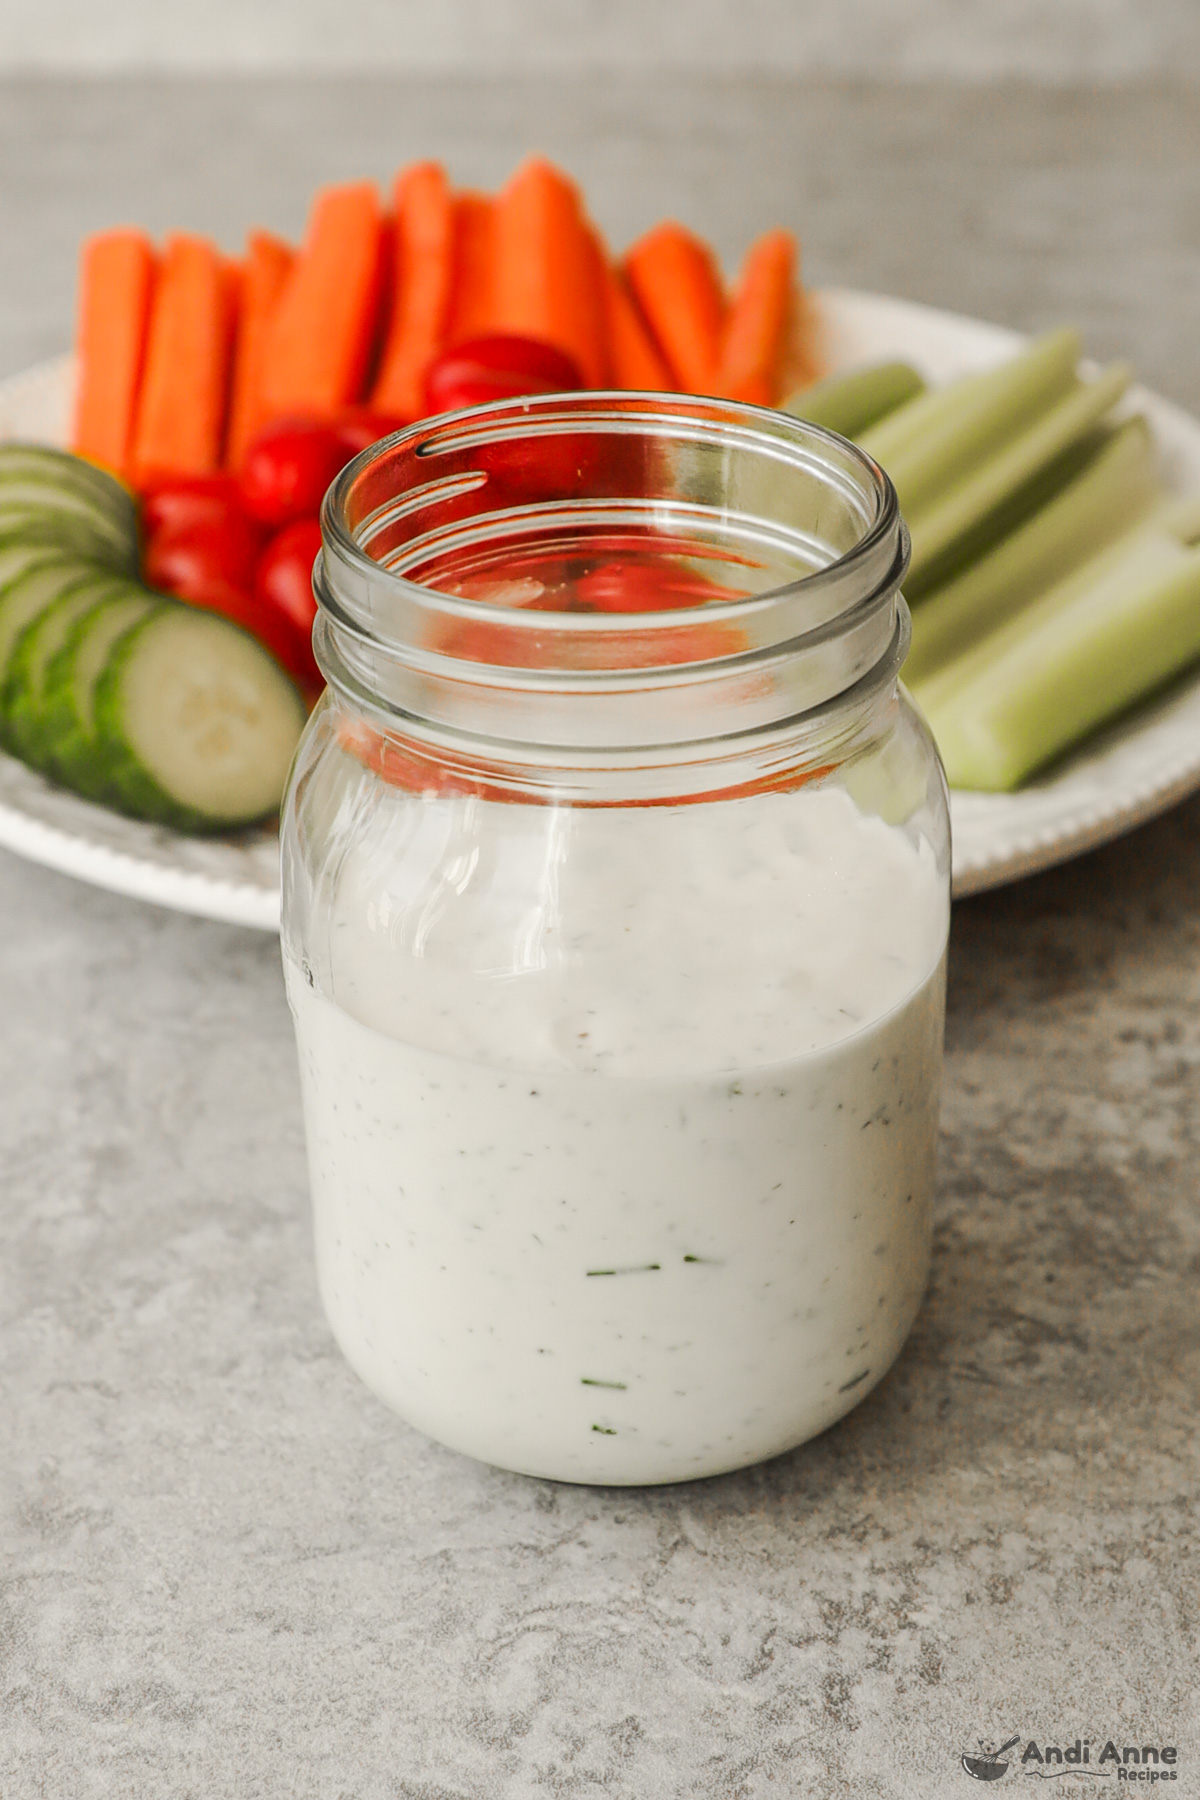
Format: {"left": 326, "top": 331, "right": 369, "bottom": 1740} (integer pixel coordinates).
{"left": 281, "top": 393, "right": 950, "bottom": 1487}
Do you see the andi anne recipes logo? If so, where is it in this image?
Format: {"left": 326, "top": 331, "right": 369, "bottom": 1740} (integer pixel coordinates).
{"left": 961, "top": 1735, "right": 1182, "bottom": 1783}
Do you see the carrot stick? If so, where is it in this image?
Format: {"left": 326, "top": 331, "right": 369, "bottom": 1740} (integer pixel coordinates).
{"left": 445, "top": 193, "right": 497, "bottom": 346}
{"left": 713, "top": 228, "right": 797, "bottom": 407}
{"left": 489, "top": 157, "right": 608, "bottom": 387}
{"left": 783, "top": 287, "right": 826, "bottom": 394}
{"left": 260, "top": 181, "right": 386, "bottom": 420}
{"left": 371, "top": 162, "right": 456, "bottom": 419}
{"left": 226, "top": 229, "right": 294, "bottom": 469}
{"left": 622, "top": 222, "right": 726, "bottom": 393}
{"left": 130, "top": 233, "right": 236, "bottom": 486}
{"left": 600, "top": 255, "right": 673, "bottom": 390}
{"left": 71, "top": 228, "right": 158, "bottom": 479}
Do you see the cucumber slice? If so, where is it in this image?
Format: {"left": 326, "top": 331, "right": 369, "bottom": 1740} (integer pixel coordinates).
{"left": 41, "top": 586, "right": 157, "bottom": 796}
{"left": 3, "top": 573, "right": 128, "bottom": 766}
{"left": 0, "top": 441, "right": 133, "bottom": 502}
{"left": 0, "top": 444, "right": 138, "bottom": 573}
{"left": 0, "top": 539, "right": 66, "bottom": 597}
{"left": 94, "top": 604, "right": 306, "bottom": 830}
{"left": 0, "top": 558, "right": 103, "bottom": 700}
{"left": 0, "top": 444, "right": 136, "bottom": 523}
{"left": 0, "top": 495, "right": 135, "bottom": 572}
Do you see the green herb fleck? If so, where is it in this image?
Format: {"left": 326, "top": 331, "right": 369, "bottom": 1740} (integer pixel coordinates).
{"left": 581, "top": 1378, "right": 627, "bottom": 1390}
{"left": 586, "top": 1263, "right": 661, "bottom": 1277}
{"left": 591, "top": 1424, "right": 618, "bottom": 1435}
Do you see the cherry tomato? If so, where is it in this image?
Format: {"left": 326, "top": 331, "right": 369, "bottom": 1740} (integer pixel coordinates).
{"left": 141, "top": 474, "right": 249, "bottom": 542}
{"left": 238, "top": 419, "right": 348, "bottom": 527}
{"left": 424, "top": 334, "right": 583, "bottom": 417}
{"left": 331, "top": 408, "right": 407, "bottom": 458}
{"left": 254, "top": 519, "right": 323, "bottom": 687}
{"left": 143, "top": 512, "right": 262, "bottom": 598}
{"left": 437, "top": 335, "right": 583, "bottom": 388}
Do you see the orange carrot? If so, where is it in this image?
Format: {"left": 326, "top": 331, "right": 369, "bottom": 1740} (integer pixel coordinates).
{"left": 783, "top": 287, "right": 826, "bottom": 394}
{"left": 260, "top": 181, "right": 386, "bottom": 420}
{"left": 600, "top": 256, "right": 673, "bottom": 390}
{"left": 489, "top": 157, "right": 608, "bottom": 387}
{"left": 713, "top": 228, "right": 797, "bottom": 407}
{"left": 445, "top": 193, "right": 496, "bottom": 346}
{"left": 71, "top": 228, "right": 158, "bottom": 478}
{"left": 130, "top": 233, "right": 236, "bottom": 486}
{"left": 225, "top": 229, "right": 294, "bottom": 469}
{"left": 622, "top": 222, "right": 726, "bottom": 393}
{"left": 371, "top": 162, "right": 457, "bottom": 418}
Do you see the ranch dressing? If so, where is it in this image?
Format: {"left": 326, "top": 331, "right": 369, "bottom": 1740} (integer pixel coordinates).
{"left": 285, "top": 780, "right": 947, "bottom": 1485}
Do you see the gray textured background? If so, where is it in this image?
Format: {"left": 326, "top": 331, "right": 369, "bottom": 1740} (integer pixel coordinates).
{"left": 2, "top": 65, "right": 1199, "bottom": 1800}
{"left": 1, "top": 0, "right": 1199, "bottom": 78}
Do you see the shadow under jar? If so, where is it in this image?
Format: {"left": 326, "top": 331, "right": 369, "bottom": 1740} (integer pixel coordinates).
{"left": 281, "top": 392, "right": 950, "bottom": 1486}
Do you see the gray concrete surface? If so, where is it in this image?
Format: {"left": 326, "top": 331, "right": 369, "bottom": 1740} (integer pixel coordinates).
{"left": 2, "top": 77, "right": 1199, "bottom": 1798}
{"left": 3, "top": 0, "right": 1200, "bottom": 82}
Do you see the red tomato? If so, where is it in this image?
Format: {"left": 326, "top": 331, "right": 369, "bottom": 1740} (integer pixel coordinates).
{"left": 143, "top": 512, "right": 262, "bottom": 597}
{"left": 440, "top": 335, "right": 583, "bottom": 388}
{"left": 424, "top": 334, "right": 584, "bottom": 417}
{"left": 238, "top": 419, "right": 348, "bottom": 527}
{"left": 254, "top": 519, "right": 323, "bottom": 687}
{"left": 141, "top": 474, "right": 248, "bottom": 541}
{"left": 331, "top": 408, "right": 407, "bottom": 458}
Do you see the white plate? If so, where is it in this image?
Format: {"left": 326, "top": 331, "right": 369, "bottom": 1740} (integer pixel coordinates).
{"left": 3, "top": 290, "right": 1200, "bottom": 927}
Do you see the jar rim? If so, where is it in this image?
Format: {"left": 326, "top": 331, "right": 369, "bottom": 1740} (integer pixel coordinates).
{"left": 321, "top": 391, "right": 903, "bottom": 651}
{"left": 315, "top": 391, "right": 910, "bottom": 759}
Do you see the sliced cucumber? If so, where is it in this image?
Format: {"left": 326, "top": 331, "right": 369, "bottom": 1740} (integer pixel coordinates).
{"left": 0, "top": 439, "right": 119, "bottom": 476}
{"left": 0, "top": 442, "right": 136, "bottom": 514}
{"left": 0, "top": 443, "right": 138, "bottom": 573}
{"left": 94, "top": 604, "right": 306, "bottom": 830}
{"left": 0, "top": 442, "right": 131, "bottom": 503}
{"left": 0, "top": 495, "right": 135, "bottom": 573}
{"left": 0, "top": 558, "right": 105, "bottom": 704}
{"left": 0, "top": 538, "right": 66, "bottom": 598}
{"left": 3, "top": 572, "right": 128, "bottom": 766}
{"left": 41, "top": 586, "right": 157, "bottom": 795}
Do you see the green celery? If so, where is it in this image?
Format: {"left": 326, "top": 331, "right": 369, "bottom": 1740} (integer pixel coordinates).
{"left": 914, "top": 521, "right": 1179, "bottom": 714}
{"left": 904, "top": 361, "right": 1132, "bottom": 589}
{"left": 859, "top": 326, "right": 1081, "bottom": 513}
{"left": 904, "top": 417, "right": 1160, "bottom": 686}
{"left": 914, "top": 521, "right": 1200, "bottom": 790}
{"left": 785, "top": 361, "right": 925, "bottom": 439}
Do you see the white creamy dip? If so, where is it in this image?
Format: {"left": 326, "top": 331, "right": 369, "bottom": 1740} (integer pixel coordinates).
{"left": 286, "top": 779, "right": 947, "bottom": 1484}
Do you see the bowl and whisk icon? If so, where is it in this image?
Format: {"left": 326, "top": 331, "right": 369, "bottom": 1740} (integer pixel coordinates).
{"left": 962, "top": 1735, "right": 1022, "bottom": 1780}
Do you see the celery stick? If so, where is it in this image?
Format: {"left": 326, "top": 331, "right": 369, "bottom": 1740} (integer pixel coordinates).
{"left": 915, "top": 528, "right": 1200, "bottom": 790}
{"left": 860, "top": 327, "right": 1081, "bottom": 512}
{"left": 784, "top": 361, "right": 925, "bottom": 439}
{"left": 913, "top": 521, "right": 1179, "bottom": 714}
{"left": 905, "top": 362, "right": 1132, "bottom": 589}
{"left": 1157, "top": 492, "right": 1200, "bottom": 544}
{"left": 904, "top": 417, "right": 1160, "bottom": 685}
